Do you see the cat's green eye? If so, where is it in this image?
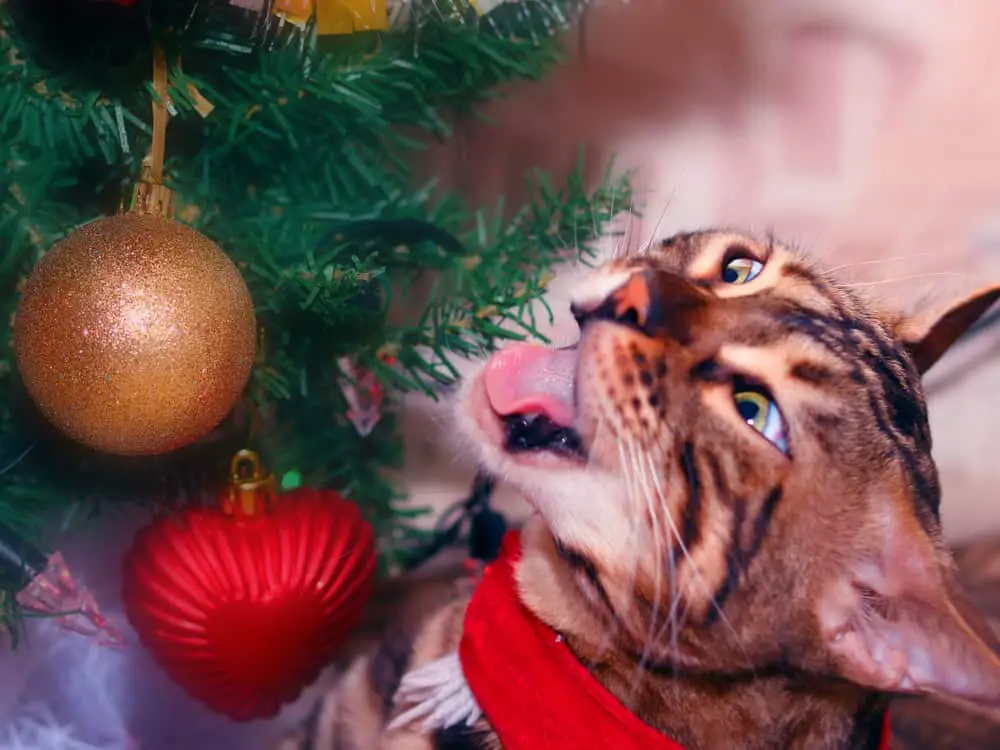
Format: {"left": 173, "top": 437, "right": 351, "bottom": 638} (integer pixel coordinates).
{"left": 734, "top": 389, "right": 789, "bottom": 455}
{"left": 721, "top": 256, "right": 764, "bottom": 284}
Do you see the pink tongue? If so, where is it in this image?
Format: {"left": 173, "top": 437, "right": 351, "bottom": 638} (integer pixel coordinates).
{"left": 483, "top": 343, "right": 578, "bottom": 427}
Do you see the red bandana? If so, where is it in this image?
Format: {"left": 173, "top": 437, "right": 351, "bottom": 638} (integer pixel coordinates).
{"left": 459, "top": 530, "right": 892, "bottom": 750}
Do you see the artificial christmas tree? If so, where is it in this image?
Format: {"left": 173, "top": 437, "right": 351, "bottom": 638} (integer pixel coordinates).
{"left": 0, "top": 0, "right": 630, "bottom": 663}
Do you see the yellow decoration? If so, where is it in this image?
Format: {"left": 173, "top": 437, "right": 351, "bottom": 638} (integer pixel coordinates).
{"left": 273, "top": 0, "right": 313, "bottom": 26}
{"left": 316, "top": 0, "right": 387, "bottom": 35}
{"left": 12, "top": 44, "right": 256, "bottom": 456}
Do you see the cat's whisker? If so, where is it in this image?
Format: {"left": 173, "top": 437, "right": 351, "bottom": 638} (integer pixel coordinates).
{"left": 613, "top": 214, "right": 630, "bottom": 261}
{"left": 824, "top": 250, "right": 941, "bottom": 276}
{"left": 575, "top": 419, "right": 625, "bottom": 665}
{"left": 642, "top": 450, "right": 680, "bottom": 663}
{"left": 643, "top": 459, "right": 781, "bottom": 726}
{"left": 628, "top": 446, "right": 683, "bottom": 699}
{"left": 624, "top": 200, "right": 641, "bottom": 259}
{"left": 640, "top": 199, "right": 674, "bottom": 257}
{"left": 851, "top": 271, "right": 972, "bottom": 288}
{"left": 617, "top": 437, "right": 650, "bottom": 618}
{"left": 663, "top": 472, "right": 679, "bottom": 672}
{"left": 616, "top": 440, "right": 644, "bottom": 669}
{"left": 601, "top": 183, "right": 623, "bottom": 261}
{"left": 581, "top": 429, "right": 622, "bottom": 660}
{"left": 641, "top": 453, "right": 749, "bottom": 664}
{"left": 618, "top": 197, "right": 647, "bottom": 260}
{"left": 585, "top": 413, "right": 608, "bottom": 473}
{"left": 591, "top": 426, "right": 642, "bottom": 665}
{"left": 626, "top": 439, "right": 666, "bottom": 665}
{"left": 586, "top": 426, "right": 640, "bottom": 658}
{"left": 619, "top": 438, "right": 667, "bottom": 701}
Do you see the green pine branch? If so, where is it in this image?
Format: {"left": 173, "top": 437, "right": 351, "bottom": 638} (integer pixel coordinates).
{"left": 0, "top": 0, "right": 635, "bottom": 632}
{"left": 0, "top": 1, "right": 584, "bottom": 174}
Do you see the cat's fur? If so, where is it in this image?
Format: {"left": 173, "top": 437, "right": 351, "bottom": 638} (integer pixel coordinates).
{"left": 273, "top": 230, "right": 1000, "bottom": 749}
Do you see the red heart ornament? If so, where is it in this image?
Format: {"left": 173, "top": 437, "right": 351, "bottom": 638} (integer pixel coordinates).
{"left": 122, "top": 486, "right": 375, "bottom": 721}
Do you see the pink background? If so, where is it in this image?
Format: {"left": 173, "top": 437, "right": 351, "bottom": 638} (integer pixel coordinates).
{"left": 4, "top": 1, "right": 1000, "bottom": 748}
{"left": 406, "top": 0, "right": 1000, "bottom": 547}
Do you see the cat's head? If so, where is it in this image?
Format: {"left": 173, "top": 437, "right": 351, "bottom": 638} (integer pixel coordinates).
{"left": 457, "top": 229, "right": 1000, "bottom": 706}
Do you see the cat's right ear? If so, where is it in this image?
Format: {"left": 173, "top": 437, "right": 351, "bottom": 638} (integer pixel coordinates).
{"left": 896, "top": 284, "right": 1000, "bottom": 375}
{"left": 816, "top": 500, "right": 1000, "bottom": 705}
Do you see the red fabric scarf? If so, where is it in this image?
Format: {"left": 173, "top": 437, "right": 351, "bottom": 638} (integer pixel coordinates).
{"left": 459, "top": 530, "right": 891, "bottom": 750}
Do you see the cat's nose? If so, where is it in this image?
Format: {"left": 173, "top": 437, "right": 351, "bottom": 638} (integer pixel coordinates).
{"left": 570, "top": 268, "right": 709, "bottom": 337}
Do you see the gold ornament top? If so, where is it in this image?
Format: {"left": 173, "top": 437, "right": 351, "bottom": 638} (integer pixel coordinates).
{"left": 220, "top": 449, "right": 277, "bottom": 518}
{"left": 130, "top": 177, "right": 176, "bottom": 220}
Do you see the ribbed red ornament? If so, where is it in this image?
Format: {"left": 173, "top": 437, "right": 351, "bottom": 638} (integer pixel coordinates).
{"left": 122, "top": 486, "right": 376, "bottom": 721}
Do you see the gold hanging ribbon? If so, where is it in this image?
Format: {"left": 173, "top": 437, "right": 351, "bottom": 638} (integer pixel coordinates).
{"left": 131, "top": 42, "right": 176, "bottom": 219}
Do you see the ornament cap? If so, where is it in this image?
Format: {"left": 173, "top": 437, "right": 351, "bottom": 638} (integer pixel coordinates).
{"left": 221, "top": 449, "right": 277, "bottom": 518}
{"left": 129, "top": 177, "right": 176, "bottom": 220}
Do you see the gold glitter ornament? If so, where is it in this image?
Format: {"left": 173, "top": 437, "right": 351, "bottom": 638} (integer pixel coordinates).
{"left": 12, "top": 44, "right": 256, "bottom": 455}
{"left": 13, "top": 213, "right": 256, "bottom": 455}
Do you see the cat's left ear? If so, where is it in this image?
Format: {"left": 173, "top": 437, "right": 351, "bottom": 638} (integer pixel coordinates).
{"left": 896, "top": 284, "right": 1000, "bottom": 374}
{"left": 817, "top": 502, "right": 1000, "bottom": 706}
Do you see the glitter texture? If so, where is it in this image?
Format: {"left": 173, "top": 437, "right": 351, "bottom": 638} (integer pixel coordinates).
{"left": 13, "top": 213, "right": 257, "bottom": 455}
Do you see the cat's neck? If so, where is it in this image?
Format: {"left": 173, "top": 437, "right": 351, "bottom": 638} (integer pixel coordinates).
{"left": 513, "top": 522, "right": 887, "bottom": 750}
{"left": 562, "top": 635, "right": 886, "bottom": 750}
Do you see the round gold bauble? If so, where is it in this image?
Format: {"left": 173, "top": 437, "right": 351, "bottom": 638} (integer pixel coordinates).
{"left": 13, "top": 212, "right": 257, "bottom": 456}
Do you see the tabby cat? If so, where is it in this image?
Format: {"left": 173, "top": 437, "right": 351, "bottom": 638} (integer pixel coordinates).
{"left": 274, "top": 230, "right": 1000, "bottom": 750}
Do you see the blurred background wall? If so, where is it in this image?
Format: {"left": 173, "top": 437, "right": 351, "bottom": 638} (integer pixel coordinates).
{"left": 403, "top": 0, "right": 1000, "bottom": 545}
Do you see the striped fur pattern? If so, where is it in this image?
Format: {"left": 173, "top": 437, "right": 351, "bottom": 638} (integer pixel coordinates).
{"left": 274, "top": 230, "right": 1000, "bottom": 749}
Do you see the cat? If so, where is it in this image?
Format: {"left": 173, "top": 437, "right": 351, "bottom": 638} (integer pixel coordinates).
{"left": 273, "top": 229, "right": 1000, "bottom": 750}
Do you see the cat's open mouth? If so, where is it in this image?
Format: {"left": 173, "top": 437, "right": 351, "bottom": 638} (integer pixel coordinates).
{"left": 480, "top": 343, "right": 586, "bottom": 464}
{"left": 502, "top": 413, "right": 585, "bottom": 458}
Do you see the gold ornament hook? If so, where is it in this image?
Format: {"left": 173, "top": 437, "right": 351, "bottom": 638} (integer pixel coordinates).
{"left": 220, "top": 449, "right": 277, "bottom": 518}
{"left": 130, "top": 41, "right": 176, "bottom": 219}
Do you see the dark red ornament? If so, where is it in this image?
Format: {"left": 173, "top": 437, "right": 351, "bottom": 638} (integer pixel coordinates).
{"left": 122, "top": 451, "right": 376, "bottom": 721}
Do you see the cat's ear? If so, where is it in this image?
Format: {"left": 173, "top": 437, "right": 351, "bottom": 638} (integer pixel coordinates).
{"left": 817, "top": 501, "right": 1000, "bottom": 705}
{"left": 896, "top": 284, "right": 1000, "bottom": 374}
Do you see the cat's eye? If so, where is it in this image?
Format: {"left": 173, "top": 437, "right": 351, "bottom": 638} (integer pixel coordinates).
{"left": 734, "top": 389, "right": 789, "bottom": 455}
{"left": 721, "top": 256, "right": 764, "bottom": 284}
